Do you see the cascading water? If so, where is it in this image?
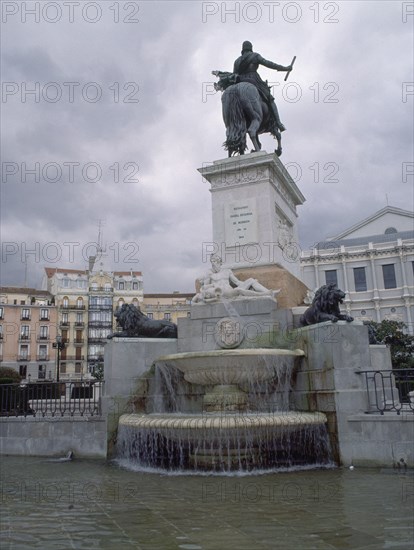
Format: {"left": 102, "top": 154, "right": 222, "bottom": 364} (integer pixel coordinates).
{"left": 116, "top": 349, "right": 333, "bottom": 473}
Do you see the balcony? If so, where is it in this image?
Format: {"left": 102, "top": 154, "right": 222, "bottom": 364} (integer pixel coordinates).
{"left": 88, "top": 304, "right": 113, "bottom": 311}
{"left": 61, "top": 302, "right": 84, "bottom": 309}
{"left": 0, "top": 334, "right": 3, "bottom": 340}
{"left": 17, "top": 355, "right": 31, "bottom": 362}
{"left": 74, "top": 339, "right": 85, "bottom": 345}
{"left": 20, "top": 316, "right": 31, "bottom": 321}
{"left": 88, "top": 320, "right": 113, "bottom": 328}
{"left": 37, "top": 335, "right": 50, "bottom": 342}
{"left": 87, "top": 354, "right": 104, "bottom": 362}
{"left": 61, "top": 355, "right": 85, "bottom": 361}
{"left": 74, "top": 322, "right": 85, "bottom": 327}
{"left": 59, "top": 321, "right": 70, "bottom": 327}
{"left": 89, "top": 286, "right": 113, "bottom": 293}
{"left": 19, "top": 335, "right": 30, "bottom": 342}
{"left": 145, "top": 303, "right": 190, "bottom": 312}
{"left": 36, "top": 355, "right": 50, "bottom": 362}
{"left": 39, "top": 317, "right": 50, "bottom": 321}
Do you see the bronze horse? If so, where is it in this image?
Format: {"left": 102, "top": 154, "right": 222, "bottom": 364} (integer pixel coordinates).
{"left": 214, "top": 71, "right": 282, "bottom": 157}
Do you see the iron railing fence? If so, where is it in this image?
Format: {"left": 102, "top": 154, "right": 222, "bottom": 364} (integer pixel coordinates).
{"left": 0, "top": 381, "right": 104, "bottom": 418}
{"left": 357, "top": 369, "right": 414, "bottom": 415}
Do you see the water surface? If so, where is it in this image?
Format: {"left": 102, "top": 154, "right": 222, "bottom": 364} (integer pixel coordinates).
{"left": 1, "top": 457, "right": 412, "bottom": 549}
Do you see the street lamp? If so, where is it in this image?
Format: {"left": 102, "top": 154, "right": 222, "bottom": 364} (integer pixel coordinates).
{"left": 53, "top": 334, "right": 66, "bottom": 382}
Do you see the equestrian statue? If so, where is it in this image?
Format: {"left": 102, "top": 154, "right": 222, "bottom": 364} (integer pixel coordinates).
{"left": 213, "top": 41, "right": 295, "bottom": 157}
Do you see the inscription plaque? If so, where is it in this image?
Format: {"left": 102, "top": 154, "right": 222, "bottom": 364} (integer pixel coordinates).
{"left": 224, "top": 198, "right": 258, "bottom": 246}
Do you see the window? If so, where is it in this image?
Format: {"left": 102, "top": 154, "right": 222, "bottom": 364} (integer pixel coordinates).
{"left": 62, "top": 297, "right": 69, "bottom": 309}
{"left": 38, "top": 365, "right": 46, "bottom": 379}
{"left": 39, "top": 326, "right": 49, "bottom": 339}
{"left": 164, "top": 312, "right": 171, "bottom": 321}
{"left": 75, "top": 363, "right": 82, "bottom": 374}
{"left": 353, "top": 267, "right": 367, "bottom": 292}
{"left": 60, "top": 364, "right": 67, "bottom": 374}
{"left": 38, "top": 345, "right": 48, "bottom": 360}
{"left": 104, "top": 283, "right": 111, "bottom": 291}
{"left": 19, "top": 344, "right": 29, "bottom": 359}
{"left": 61, "top": 313, "right": 69, "bottom": 325}
{"left": 325, "top": 270, "right": 338, "bottom": 286}
{"left": 119, "top": 281, "right": 125, "bottom": 290}
{"left": 76, "top": 298, "right": 83, "bottom": 309}
{"left": 382, "top": 264, "right": 397, "bottom": 289}
{"left": 384, "top": 227, "right": 397, "bottom": 234}
{"left": 20, "top": 325, "right": 30, "bottom": 339}
{"left": 0, "top": 307, "right": 3, "bottom": 319}
{"left": 76, "top": 313, "right": 83, "bottom": 324}
{"left": 0, "top": 325, "right": 3, "bottom": 338}
{"left": 132, "top": 282, "right": 138, "bottom": 290}
{"left": 147, "top": 312, "right": 153, "bottom": 319}
{"left": 19, "top": 365, "right": 27, "bottom": 377}
{"left": 63, "top": 278, "right": 70, "bottom": 288}
{"left": 40, "top": 308, "right": 49, "bottom": 320}
{"left": 21, "top": 308, "right": 30, "bottom": 320}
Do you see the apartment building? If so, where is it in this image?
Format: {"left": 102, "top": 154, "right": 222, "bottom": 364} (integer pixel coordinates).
{"left": 44, "top": 266, "right": 143, "bottom": 378}
{"left": 300, "top": 207, "right": 414, "bottom": 332}
{"left": 142, "top": 292, "right": 193, "bottom": 324}
{"left": 0, "top": 287, "right": 57, "bottom": 380}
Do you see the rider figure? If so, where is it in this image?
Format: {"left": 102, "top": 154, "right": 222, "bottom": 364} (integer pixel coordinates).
{"left": 233, "top": 41, "right": 292, "bottom": 132}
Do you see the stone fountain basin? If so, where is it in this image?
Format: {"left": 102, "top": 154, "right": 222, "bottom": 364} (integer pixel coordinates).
{"left": 155, "top": 348, "right": 305, "bottom": 386}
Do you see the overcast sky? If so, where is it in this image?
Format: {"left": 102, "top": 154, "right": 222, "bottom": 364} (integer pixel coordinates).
{"left": 1, "top": 0, "right": 413, "bottom": 292}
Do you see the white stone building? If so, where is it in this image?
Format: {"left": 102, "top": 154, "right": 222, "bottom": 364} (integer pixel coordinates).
{"left": 300, "top": 207, "right": 414, "bottom": 332}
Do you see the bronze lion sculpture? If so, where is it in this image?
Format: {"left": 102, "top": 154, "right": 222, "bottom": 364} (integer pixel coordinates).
{"left": 300, "top": 284, "right": 354, "bottom": 326}
{"left": 108, "top": 303, "right": 177, "bottom": 339}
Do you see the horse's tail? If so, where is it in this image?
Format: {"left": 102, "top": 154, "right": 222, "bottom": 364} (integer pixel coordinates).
{"left": 222, "top": 86, "right": 247, "bottom": 154}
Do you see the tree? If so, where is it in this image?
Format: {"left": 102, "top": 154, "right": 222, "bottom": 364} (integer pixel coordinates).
{"left": 365, "top": 320, "right": 414, "bottom": 369}
{"left": 92, "top": 363, "right": 104, "bottom": 381}
{"left": 0, "top": 367, "right": 22, "bottom": 384}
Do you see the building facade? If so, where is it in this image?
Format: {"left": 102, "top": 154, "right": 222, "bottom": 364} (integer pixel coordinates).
{"left": 300, "top": 207, "right": 414, "bottom": 332}
{"left": 44, "top": 267, "right": 143, "bottom": 379}
{"left": 0, "top": 287, "right": 57, "bottom": 380}
{"left": 141, "top": 293, "right": 193, "bottom": 324}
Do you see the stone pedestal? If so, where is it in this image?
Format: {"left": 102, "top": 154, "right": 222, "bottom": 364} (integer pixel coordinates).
{"left": 293, "top": 322, "right": 414, "bottom": 467}
{"left": 177, "top": 297, "right": 292, "bottom": 352}
{"left": 198, "top": 151, "right": 306, "bottom": 279}
{"left": 232, "top": 264, "right": 308, "bottom": 308}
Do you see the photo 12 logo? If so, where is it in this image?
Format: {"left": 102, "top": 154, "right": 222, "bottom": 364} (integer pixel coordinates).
{"left": 1, "top": 2, "right": 140, "bottom": 24}
{"left": 201, "top": 2, "right": 340, "bottom": 24}
{"left": 1, "top": 241, "right": 140, "bottom": 265}
{"left": 1, "top": 161, "right": 140, "bottom": 184}
{"left": 1, "top": 82, "right": 140, "bottom": 104}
